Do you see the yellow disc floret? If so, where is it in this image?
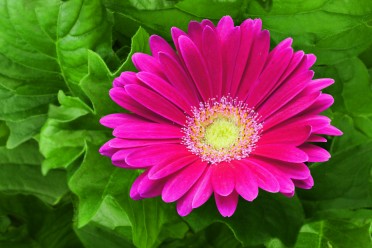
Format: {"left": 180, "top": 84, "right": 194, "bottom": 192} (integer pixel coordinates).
{"left": 204, "top": 118, "right": 240, "bottom": 150}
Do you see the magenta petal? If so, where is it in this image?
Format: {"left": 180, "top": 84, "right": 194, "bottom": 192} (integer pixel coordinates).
{"left": 171, "top": 27, "right": 187, "bottom": 53}
{"left": 111, "top": 149, "right": 138, "bottom": 168}
{"left": 113, "top": 123, "right": 182, "bottom": 139}
{"left": 309, "top": 78, "right": 334, "bottom": 92}
{"left": 132, "top": 53, "right": 165, "bottom": 77}
{"left": 305, "top": 94, "right": 334, "bottom": 115}
{"left": 202, "top": 26, "right": 223, "bottom": 97}
{"left": 293, "top": 176, "right": 314, "bottom": 189}
{"left": 241, "top": 159, "right": 280, "bottom": 193}
{"left": 130, "top": 172, "right": 146, "bottom": 200}
{"left": 137, "top": 172, "right": 165, "bottom": 198}
{"left": 178, "top": 35, "right": 212, "bottom": 100}
{"left": 125, "top": 144, "right": 187, "bottom": 166}
{"left": 109, "top": 138, "right": 178, "bottom": 149}
{"left": 215, "top": 191, "right": 239, "bottom": 217}
{"left": 137, "top": 71, "right": 192, "bottom": 115}
{"left": 216, "top": 16, "right": 235, "bottom": 38}
{"left": 237, "top": 30, "right": 270, "bottom": 100}
{"left": 148, "top": 154, "right": 198, "bottom": 180}
{"left": 211, "top": 162, "right": 235, "bottom": 196}
{"left": 158, "top": 52, "right": 200, "bottom": 105}
{"left": 99, "top": 141, "right": 118, "bottom": 157}
{"left": 177, "top": 165, "right": 212, "bottom": 216}
{"left": 263, "top": 91, "right": 320, "bottom": 130}
{"left": 307, "top": 135, "right": 327, "bottom": 143}
{"left": 149, "top": 35, "right": 178, "bottom": 60}
{"left": 100, "top": 113, "right": 145, "bottom": 129}
{"left": 162, "top": 160, "right": 207, "bottom": 203}
{"left": 260, "top": 125, "right": 311, "bottom": 146}
{"left": 234, "top": 161, "right": 258, "bottom": 201}
{"left": 192, "top": 166, "right": 213, "bottom": 208}
{"left": 250, "top": 156, "right": 311, "bottom": 180}
{"left": 315, "top": 125, "right": 343, "bottom": 136}
{"left": 300, "top": 144, "right": 331, "bottom": 162}
{"left": 253, "top": 144, "right": 309, "bottom": 163}
{"left": 109, "top": 87, "right": 167, "bottom": 123}
{"left": 125, "top": 84, "right": 186, "bottom": 125}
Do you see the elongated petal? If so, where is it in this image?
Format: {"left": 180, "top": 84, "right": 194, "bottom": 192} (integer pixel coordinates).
{"left": 162, "top": 160, "right": 207, "bottom": 202}
{"left": 253, "top": 144, "right": 309, "bottom": 163}
{"left": 215, "top": 191, "right": 239, "bottom": 217}
{"left": 300, "top": 144, "right": 331, "bottom": 162}
{"left": 113, "top": 123, "right": 182, "bottom": 139}
{"left": 125, "top": 84, "right": 186, "bottom": 125}
{"left": 211, "top": 162, "right": 235, "bottom": 196}
{"left": 192, "top": 166, "right": 213, "bottom": 208}
{"left": 234, "top": 161, "right": 258, "bottom": 201}
{"left": 260, "top": 125, "right": 311, "bottom": 146}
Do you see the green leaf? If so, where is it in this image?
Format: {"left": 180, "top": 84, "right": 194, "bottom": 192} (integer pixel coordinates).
{"left": 246, "top": 0, "right": 372, "bottom": 65}
{"left": 295, "top": 219, "right": 372, "bottom": 248}
{"left": 0, "top": 140, "right": 69, "bottom": 205}
{"left": 0, "top": 194, "right": 82, "bottom": 248}
{"left": 39, "top": 91, "right": 106, "bottom": 174}
{"left": 0, "top": 0, "right": 117, "bottom": 147}
{"left": 69, "top": 143, "right": 189, "bottom": 248}
{"left": 298, "top": 140, "right": 372, "bottom": 215}
{"left": 185, "top": 193, "right": 305, "bottom": 247}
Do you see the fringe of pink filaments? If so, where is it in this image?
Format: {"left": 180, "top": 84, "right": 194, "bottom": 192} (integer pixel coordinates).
{"left": 182, "top": 96, "right": 263, "bottom": 164}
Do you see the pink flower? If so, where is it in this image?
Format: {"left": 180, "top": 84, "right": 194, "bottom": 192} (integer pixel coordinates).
{"left": 100, "top": 16, "right": 342, "bottom": 217}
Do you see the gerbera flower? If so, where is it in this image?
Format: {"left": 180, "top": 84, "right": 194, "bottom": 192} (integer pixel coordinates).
{"left": 100, "top": 16, "right": 342, "bottom": 217}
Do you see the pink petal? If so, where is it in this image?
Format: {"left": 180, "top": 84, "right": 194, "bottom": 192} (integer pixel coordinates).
{"left": 216, "top": 16, "right": 235, "bottom": 39}
{"left": 263, "top": 91, "right": 320, "bottom": 130}
{"left": 178, "top": 35, "right": 212, "bottom": 101}
{"left": 188, "top": 21, "right": 203, "bottom": 49}
{"left": 125, "top": 144, "right": 187, "bottom": 166}
{"left": 299, "top": 144, "right": 331, "bottom": 162}
{"left": 211, "top": 162, "right": 235, "bottom": 196}
{"left": 253, "top": 144, "right": 309, "bottom": 163}
{"left": 309, "top": 78, "right": 334, "bottom": 92}
{"left": 247, "top": 47, "right": 293, "bottom": 107}
{"left": 171, "top": 27, "right": 187, "bottom": 54}
{"left": 293, "top": 176, "right": 314, "bottom": 189}
{"left": 100, "top": 113, "right": 146, "bottom": 129}
{"left": 99, "top": 141, "right": 118, "bottom": 157}
{"left": 137, "top": 172, "right": 165, "bottom": 198}
{"left": 237, "top": 30, "right": 270, "bottom": 100}
{"left": 130, "top": 172, "right": 146, "bottom": 200}
{"left": 148, "top": 154, "right": 198, "bottom": 180}
{"left": 113, "top": 123, "right": 182, "bottom": 139}
{"left": 177, "top": 166, "right": 212, "bottom": 216}
{"left": 108, "top": 138, "right": 179, "bottom": 148}
{"left": 158, "top": 52, "right": 200, "bottom": 105}
{"left": 305, "top": 94, "right": 334, "bottom": 115}
{"left": 137, "top": 72, "right": 192, "bottom": 115}
{"left": 201, "top": 19, "right": 215, "bottom": 28}
{"left": 307, "top": 135, "right": 327, "bottom": 143}
{"left": 132, "top": 53, "right": 165, "bottom": 77}
{"left": 113, "top": 72, "right": 140, "bottom": 87}
{"left": 233, "top": 161, "right": 258, "bottom": 201}
{"left": 125, "top": 84, "right": 186, "bottom": 125}
{"left": 192, "top": 166, "right": 213, "bottom": 208}
{"left": 250, "top": 156, "right": 311, "bottom": 180}
{"left": 109, "top": 87, "right": 168, "bottom": 123}
{"left": 240, "top": 159, "right": 280, "bottom": 193}
{"left": 229, "top": 19, "right": 260, "bottom": 97}
{"left": 215, "top": 191, "right": 239, "bottom": 217}
{"left": 149, "top": 35, "right": 178, "bottom": 60}
{"left": 257, "top": 70, "right": 313, "bottom": 119}
{"left": 202, "top": 26, "right": 223, "bottom": 97}
{"left": 162, "top": 160, "right": 207, "bottom": 203}
{"left": 314, "top": 125, "right": 343, "bottom": 136}
{"left": 111, "top": 148, "right": 139, "bottom": 168}
{"left": 260, "top": 125, "right": 311, "bottom": 146}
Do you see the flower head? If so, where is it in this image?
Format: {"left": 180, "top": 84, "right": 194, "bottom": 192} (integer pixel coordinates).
{"left": 100, "top": 16, "right": 342, "bottom": 217}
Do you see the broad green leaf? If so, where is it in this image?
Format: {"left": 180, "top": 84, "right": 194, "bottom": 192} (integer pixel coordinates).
{"left": 0, "top": 140, "right": 68, "bottom": 205}
{"left": 176, "top": 0, "right": 246, "bottom": 20}
{"left": 295, "top": 219, "right": 372, "bottom": 248}
{"left": 0, "top": 0, "right": 117, "bottom": 147}
{"left": 69, "top": 143, "right": 189, "bottom": 248}
{"left": 246, "top": 0, "right": 372, "bottom": 65}
{"left": 298, "top": 141, "right": 372, "bottom": 215}
{"left": 0, "top": 194, "right": 82, "bottom": 248}
{"left": 39, "top": 91, "right": 106, "bottom": 174}
{"left": 185, "top": 193, "right": 304, "bottom": 247}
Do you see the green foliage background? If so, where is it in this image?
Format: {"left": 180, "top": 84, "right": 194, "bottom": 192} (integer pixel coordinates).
{"left": 0, "top": 0, "right": 371, "bottom": 247}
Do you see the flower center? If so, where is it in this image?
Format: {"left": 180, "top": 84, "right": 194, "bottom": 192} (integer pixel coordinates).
{"left": 204, "top": 117, "right": 239, "bottom": 149}
{"left": 182, "top": 96, "right": 263, "bottom": 164}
